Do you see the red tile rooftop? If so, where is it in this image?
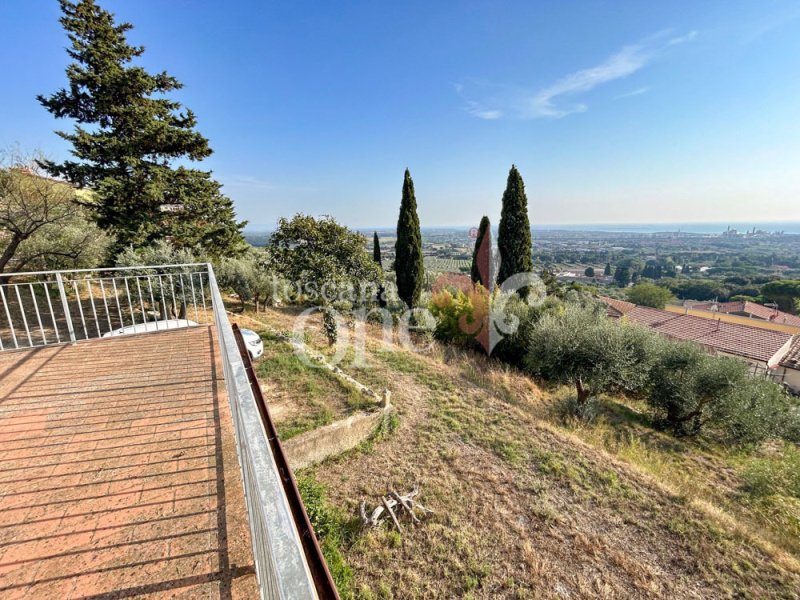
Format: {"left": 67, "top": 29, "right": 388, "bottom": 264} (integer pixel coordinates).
{"left": 690, "top": 300, "right": 800, "bottom": 327}
{"left": 599, "top": 296, "right": 637, "bottom": 318}
{"left": 623, "top": 305, "right": 793, "bottom": 363}
{"left": 0, "top": 325, "right": 257, "bottom": 599}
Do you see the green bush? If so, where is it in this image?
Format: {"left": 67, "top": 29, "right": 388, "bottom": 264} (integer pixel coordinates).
{"left": 322, "top": 306, "right": 338, "bottom": 345}
{"left": 524, "top": 304, "right": 657, "bottom": 408}
{"left": 741, "top": 443, "right": 800, "bottom": 499}
{"left": 490, "top": 294, "right": 563, "bottom": 367}
{"left": 711, "top": 377, "right": 798, "bottom": 445}
{"left": 626, "top": 281, "right": 674, "bottom": 308}
{"left": 646, "top": 339, "right": 795, "bottom": 444}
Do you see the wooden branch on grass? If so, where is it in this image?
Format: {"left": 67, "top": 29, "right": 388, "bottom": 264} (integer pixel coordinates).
{"left": 382, "top": 495, "right": 403, "bottom": 533}
{"left": 360, "top": 485, "right": 431, "bottom": 535}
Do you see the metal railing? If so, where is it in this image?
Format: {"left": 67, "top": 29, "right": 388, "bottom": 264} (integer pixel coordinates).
{"left": 207, "top": 264, "right": 319, "bottom": 599}
{"left": 0, "top": 264, "right": 210, "bottom": 351}
{"left": 0, "top": 263, "right": 321, "bottom": 599}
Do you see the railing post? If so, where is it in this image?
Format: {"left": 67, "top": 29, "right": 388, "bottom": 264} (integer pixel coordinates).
{"left": 56, "top": 273, "right": 77, "bottom": 344}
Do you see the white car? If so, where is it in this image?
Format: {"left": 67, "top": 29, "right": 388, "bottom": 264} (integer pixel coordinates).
{"left": 103, "top": 319, "right": 199, "bottom": 337}
{"left": 240, "top": 328, "right": 264, "bottom": 360}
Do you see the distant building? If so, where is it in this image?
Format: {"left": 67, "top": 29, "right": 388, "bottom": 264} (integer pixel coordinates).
{"left": 689, "top": 300, "right": 800, "bottom": 328}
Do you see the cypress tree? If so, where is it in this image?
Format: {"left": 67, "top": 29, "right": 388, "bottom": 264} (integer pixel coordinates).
{"left": 604, "top": 262, "right": 612, "bottom": 276}
{"left": 38, "top": 0, "right": 245, "bottom": 257}
{"left": 497, "top": 165, "right": 533, "bottom": 285}
{"left": 394, "top": 169, "right": 424, "bottom": 308}
{"left": 373, "top": 231, "right": 387, "bottom": 308}
{"left": 373, "top": 231, "right": 382, "bottom": 265}
{"left": 470, "top": 216, "right": 492, "bottom": 287}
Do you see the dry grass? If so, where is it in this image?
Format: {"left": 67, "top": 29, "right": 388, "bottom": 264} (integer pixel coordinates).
{"left": 248, "top": 306, "right": 800, "bottom": 599}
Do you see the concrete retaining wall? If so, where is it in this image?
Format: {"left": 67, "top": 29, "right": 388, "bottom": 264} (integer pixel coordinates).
{"left": 228, "top": 311, "right": 395, "bottom": 468}
{"left": 282, "top": 405, "right": 392, "bottom": 470}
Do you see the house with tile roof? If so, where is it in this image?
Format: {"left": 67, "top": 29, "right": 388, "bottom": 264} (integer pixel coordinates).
{"left": 601, "top": 296, "right": 636, "bottom": 318}
{"left": 688, "top": 300, "right": 800, "bottom": 328}
{"left": 600, "top": 297, "right": 800, "bottom": 392}
{"left": 777, "top": 336, "right": 800, "bottom": 392}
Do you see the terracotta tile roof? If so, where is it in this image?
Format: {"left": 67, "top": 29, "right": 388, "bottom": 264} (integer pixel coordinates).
{"left": 624, "top": 305, "right": 677, "bottom": 327}
{"left": 624, "top": 306, "right": 792, "bottom": 363}
{"left": 598, "top": 298, "right": 793, "bottom": 364}
{"left": 599, "top": 296, "right": 636, "bottom": 318}
{"left": 691, "top": 301, "right": 800, "bottom": 327}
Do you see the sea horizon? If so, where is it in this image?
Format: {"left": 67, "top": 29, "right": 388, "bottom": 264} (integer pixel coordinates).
{"left": 245, "top": 221, "right": 800, "bottom": 235}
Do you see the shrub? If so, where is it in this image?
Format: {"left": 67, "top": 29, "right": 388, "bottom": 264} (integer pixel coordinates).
{"left": 490, "top": 294, "right": 562, "bottom": 367}
{"left": 711, "top": 377, "right": 799, "bottom": 445}
{"left": 741, "top": 443, "right": 800, "bottom": 499}
{"left": 428, "top": 285, "right": 489, "bottom": 348}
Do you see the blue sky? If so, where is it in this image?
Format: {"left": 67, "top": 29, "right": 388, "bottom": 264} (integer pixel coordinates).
{"left": 2, "top": 1, "right": 800, "bottom": 229}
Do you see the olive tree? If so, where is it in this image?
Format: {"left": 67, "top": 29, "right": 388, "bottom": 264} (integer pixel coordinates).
{"left": 647, "top": 340, "right": 796, "bottom": 443}
{"left": 525, "top": 304, "right": 656, "bottom": 407}
{"left": 115, "top": 240, "right": 205, "bottom": 319}
{"left": 217, "top": 251, "right": 284, "bottom": 312}
{"left": 1, "top": 150, "right": 109, "bottom": 275}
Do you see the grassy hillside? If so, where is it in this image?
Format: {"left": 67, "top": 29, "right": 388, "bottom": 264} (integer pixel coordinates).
{"left": 235, "top": 306, "right": 800, "bottom": 599}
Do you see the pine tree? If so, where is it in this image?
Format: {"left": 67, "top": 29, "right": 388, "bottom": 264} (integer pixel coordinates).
{"left": 470, "top": 216, "right": 492, "bottom": 287}
{"left": 394, "top": 169, "right": 424, "bottom": 308}
{"left": 38, "top": 0, "right": 245, "bottom": 257}
{"left": 604, "top": 262, "right": 612, "bottom": 276}
{"left": 497, "top": 165, "right": 533, "bottom": 285}
{"left": 373, "top": 231, "right": 387, "bottom": 308}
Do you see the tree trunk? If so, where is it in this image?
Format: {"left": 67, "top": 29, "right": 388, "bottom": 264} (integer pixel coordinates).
{"left": 0, "top": 233, "right": 24, "bottom": 277}
{"left": 575, "top": 376, "right": 591, "bottom": 405}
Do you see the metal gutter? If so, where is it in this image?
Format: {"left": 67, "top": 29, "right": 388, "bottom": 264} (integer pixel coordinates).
{"left": 233, "top": 323, "right": 341, "bottom": 600}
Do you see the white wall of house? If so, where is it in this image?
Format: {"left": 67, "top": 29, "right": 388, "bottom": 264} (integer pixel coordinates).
{"left": 775, "top": 366, "right": 800, "bottom": 393}
{"left": 768, "top": 337, "right": 796, "bottom": 368}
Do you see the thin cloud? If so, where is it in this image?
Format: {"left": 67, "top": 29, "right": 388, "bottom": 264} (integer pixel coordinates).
{"left": 616, "top": 86, "right": 651, "bottom": 99}
{"left": 466, "top": 101, "right": 503, "bottom": 120}
{"left": 668, "top": 30, "right": 698, "bottom": 46}
{"left": 458, "top": 30, "right": 696, "bottom": 120}
{"left": 453, "top": 82, "right": 504, "bottom": 119}
{"left": 526, "top": 42, "right": 653, "bottom": 118}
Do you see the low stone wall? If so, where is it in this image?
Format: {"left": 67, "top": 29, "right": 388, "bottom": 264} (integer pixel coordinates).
{"left": 228, "top": 311, "right": 394, "bottom": 469}
{"left": 282, "top": 404, "right": 392, "bottom": 470}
